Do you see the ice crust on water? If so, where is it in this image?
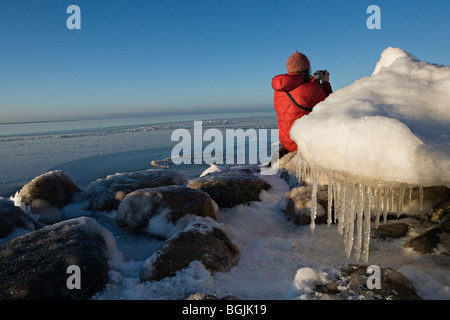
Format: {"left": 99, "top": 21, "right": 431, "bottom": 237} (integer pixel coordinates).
{"left": 291, "top": 47, "right": 450, "bottom": 261}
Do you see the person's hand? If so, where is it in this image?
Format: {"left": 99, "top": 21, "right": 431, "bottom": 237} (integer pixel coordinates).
{"left": 321, "top": 70, "right": 330, "bottom": 82}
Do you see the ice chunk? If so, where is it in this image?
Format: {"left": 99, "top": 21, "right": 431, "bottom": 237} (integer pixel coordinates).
{"left": 292, "top": 47, "right": 450, "bottom": 261}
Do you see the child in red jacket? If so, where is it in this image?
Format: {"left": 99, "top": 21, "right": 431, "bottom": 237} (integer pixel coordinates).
{"left": 272, "top": 51, "right": 332, "bottom": 152}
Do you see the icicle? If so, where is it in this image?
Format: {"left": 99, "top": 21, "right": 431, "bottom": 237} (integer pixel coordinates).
{"left": 337, "top": 182, "right": 346, "bottom": 236}
{"left": 389, "top": 188, "right": 394, "bottom": 213}
{"left": 310, "top": 168, "right": 319, "bottom": 234}
{"left": 354, "top": 184, "right": 364, "bottom": 261}
{"left": 383, "top": 187, "right": 388, "bottom": 223}
{"left": 362, "top": 186, "right": 372, "bottom": 262}
{"left": 333, "top": 182, "right": 341, "bottom": 223}
{"left": 398, "top": 187, "right": 405, "bottom": 217}
{"left": 327, "top": 174, "right": 333, "bottom": 226}
{"left": 301, "top": 160, "right": 307, "bottom": 185}
{"left": 408, "top": 187, "right": 413, "bottom": 208}
{"left": 419, "top": 187, "right": 424, "bottom": 211}
{"left": 344, "top": 183, "right": 356, "bottom": 259}
{"left": 375, "top": 188, "right": 382, "bottom": 229}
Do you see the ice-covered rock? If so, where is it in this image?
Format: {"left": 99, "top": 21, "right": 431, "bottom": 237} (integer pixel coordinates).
{"left": 285, "top": 264, "right": 421, "bottom": 300}
{"left": 0, "top": 216, "right": 122, "bottom": 300}
{"left": 0, "top": 198, "right": 35, "bottom": 238}
{"left": 140, "top": 222, "right": 240, "bottom": 281}
{"left": 310, "top": 264, "right": 421, "bottom": 300}
{"left": 85, "top": 169, "right": 188, "bottom": 212}
{"left": 16, "top": 170, "right": 81, "bottom": 209}
{"left": 371, "top": 223, "right": 409, "bottom": 240}
{"left": 116, "top": 185, "right": 218, "bottom": 235}
{"left": 188, "top": 169, "right": 271, "bottom": 208}
{"left": 280, "top": 185, "right": 330, "bottom": 225}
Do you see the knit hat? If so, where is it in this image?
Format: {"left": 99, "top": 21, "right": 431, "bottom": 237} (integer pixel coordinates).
{"left": 286, "top": 51, "right": 311, "bottom": 73}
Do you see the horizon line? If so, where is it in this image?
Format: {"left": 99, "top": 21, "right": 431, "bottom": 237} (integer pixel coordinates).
{"left": 0, "top": 106, "right": 274, "bottom": 126}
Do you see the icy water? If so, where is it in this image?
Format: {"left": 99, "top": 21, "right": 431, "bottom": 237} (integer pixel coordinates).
{"left": 0, "top": 110, "right": 277, "bottom": 197}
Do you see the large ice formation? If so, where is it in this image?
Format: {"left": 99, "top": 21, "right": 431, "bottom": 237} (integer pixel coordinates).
{"left": 290, "top": 47, "right": 450, "bottom": 261}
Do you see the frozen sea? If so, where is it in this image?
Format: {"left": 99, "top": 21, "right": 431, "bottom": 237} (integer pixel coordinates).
{"left": 0, "top": 110, "right": 278, "bottom": 198}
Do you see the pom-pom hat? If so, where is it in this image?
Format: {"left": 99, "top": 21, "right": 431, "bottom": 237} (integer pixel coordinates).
{"left": 286, "top": 51, "right": 311, "bottom": 73}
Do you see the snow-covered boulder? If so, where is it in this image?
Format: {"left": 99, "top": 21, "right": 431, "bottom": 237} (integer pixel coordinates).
{"left": 187, "top": 169, "right": 270, "bottom": 208}
{"left": 116, "top": 185, "right": 218, "bottom": 234}
{"left": 0, "top": 198, "right": 35, "bottom": 238}
{"left": 286, "top": 264, "right": 421, "bottom": 300}
{"left": 16, "top": 170, "right": 81, "bottom": 210}
{"left": 85, "top": 169, "right": 188, "bottom": 212}
{"left": 0, "top": 216, "right": 122, "bottom": 300}
{"left": 140, "top": 222, "right": 240, "bottom": 281}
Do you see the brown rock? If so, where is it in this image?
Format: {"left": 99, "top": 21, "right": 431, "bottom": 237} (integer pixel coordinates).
{"left": 0, "top": 217, "right": 114, "bottom": 300}
{"left": 85, "top": 169, "right": 188, "bottom": 212}
{"left": 372, "top": 223, "right": 409, "bottom": 240}
{"left": 17, "top": 170, "right": 81, "bottom": 209}
{"left": 140, "top": 223, "right": 240, "bottom": 281}
{"left": 281, "top": 186, "right": 330, "bottom": 225}
{"left": 316, "top": 264, "right": 421, "bottom": 300}
{"left": 187, "top": 170, "right": 270, "bottom": 208}
{"left": 0, "top": 198, "right": 35, "bottom": 238}
{"left": 117, "top": 185, "right": 217, "bottom": 233}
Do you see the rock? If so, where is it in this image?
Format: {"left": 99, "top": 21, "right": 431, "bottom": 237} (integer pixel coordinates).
{"left": 404, "top": 227, "right": 442, "bottom": 254}
{"left": 372, "top": 223, "right": 409, "bottom": 240}
{"left": 187, "top": 170, "right": 270, "bottom": 208}
{"left": 314, "top": 264, "right": 421, "bottom": 300}
{"left": 17, "top": 170, "right": 81, "bottom": 209}
{"left": 117, "top": 185, "right": 217, "bottom": 233}
{"left": 427, "top": 199, "right": 450, "bottom": 224}
{"left": 28, "top": 198, "right": 65, "bottom": 224}
{"left": 140, "top": 223, "right": 240, "bottom": 281}
{"left": 281, "top": 185, "right": 330, "bottom": 225}
{"left": 404, "top": 199, "right": 450, "bottom": 254}
{"left": 0, "top": 216, "right": 118, "bottom": 300}
{"left": 85, "top": 169, "right": 188, "bottom": 212}
{"left": 185, "top": 293, "right": 238, "bottom": 300}
{"left": 0, "top": 198, "right": 35, "bottom": 238}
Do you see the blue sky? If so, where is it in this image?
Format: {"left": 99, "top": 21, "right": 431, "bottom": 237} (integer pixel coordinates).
{"left": 1, "top": 0, "right": 449, "bottom": 123}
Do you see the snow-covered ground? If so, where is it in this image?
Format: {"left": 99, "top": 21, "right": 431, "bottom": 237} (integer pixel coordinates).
{"left": 56, "top": 171, "right": 449, "bottom": 300}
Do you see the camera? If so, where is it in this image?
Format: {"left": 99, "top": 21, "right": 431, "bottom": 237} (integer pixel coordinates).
{"left": 314, "top": 70, "right": 327, "bottom": 80}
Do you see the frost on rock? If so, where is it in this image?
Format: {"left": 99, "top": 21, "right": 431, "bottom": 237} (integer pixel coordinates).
{"left": 291, "top": 47, "right": 450, "bottom": 262}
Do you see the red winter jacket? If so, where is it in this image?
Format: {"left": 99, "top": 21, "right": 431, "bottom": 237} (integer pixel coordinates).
{"left": 272, "top": 73, "right": 332, "bottom": 152}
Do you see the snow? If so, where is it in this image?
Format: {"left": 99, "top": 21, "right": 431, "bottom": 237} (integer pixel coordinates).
{"left": 291, "top": 47, "right": 450, "bottom": 188}
{"left": 54, "top": 171, "right": 447, "bottom": 300}
{"left": 3, "top": 162, "right": 450, "bottom": 300}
